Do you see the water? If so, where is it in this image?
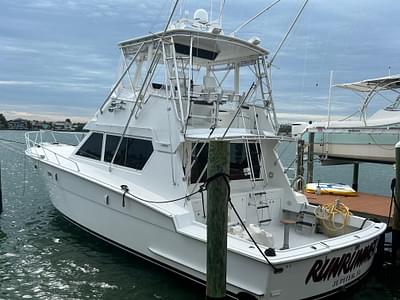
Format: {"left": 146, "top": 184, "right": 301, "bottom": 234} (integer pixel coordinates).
{"left": 0, "top": 131, "right": 398, "bottom": 299}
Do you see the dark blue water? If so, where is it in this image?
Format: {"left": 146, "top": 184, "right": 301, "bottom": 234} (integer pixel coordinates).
{"left": 0, "top": 130, "right": 397, "bottom": 299}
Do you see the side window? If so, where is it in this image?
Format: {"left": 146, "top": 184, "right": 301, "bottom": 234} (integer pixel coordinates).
{"left": 76, "top": 132, "right": 103, "bottom": 160}
{"left": 249, "top": 143, "right": 261, "bottom": 178}
{"left": 190, "top": 142, "right": 261, "bottom": 183}
{"left": 104, "top": 135, "right": 126, "bottom": 165}
{"left": 190, "top": 143, "right": 208, "bottom": 184}
{"left": 104, "top": 135, "right": 153, "bottom": 170}
{"left": 230, "top": 143, "right": 261, "bottom": 180}
{"left": 125, "top": 138, "right": 153, "bottom": 170}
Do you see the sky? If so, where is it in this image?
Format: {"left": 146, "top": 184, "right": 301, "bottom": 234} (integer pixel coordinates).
{"left": 0, "top": 0, "right": 399, "bottom": 123}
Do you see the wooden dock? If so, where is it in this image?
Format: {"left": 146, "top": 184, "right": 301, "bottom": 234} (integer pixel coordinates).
{"left": 305, "top": 191, "right": 392, "bottom": 223}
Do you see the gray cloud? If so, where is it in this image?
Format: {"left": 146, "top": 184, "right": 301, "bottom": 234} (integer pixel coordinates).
{"left": 0, "top": 0, "right": 399, "bottom": 122}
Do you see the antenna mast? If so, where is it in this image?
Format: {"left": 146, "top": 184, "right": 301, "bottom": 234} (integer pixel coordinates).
{"left": 231, "top": 0, "right": 282, "bottom": 36}
{"left": 218, "top": 0, "right": 225, "bottom": 26}
{"left": 269, "top": 0, "right": 309, "bottom": 65}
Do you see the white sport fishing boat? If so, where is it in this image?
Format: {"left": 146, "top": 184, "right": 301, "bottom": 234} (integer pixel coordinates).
{"left": 25, "top": 6, "right": 386, "bottom": 300}
{"left": 307, "top": 75, "right": 400, "bottom": 164}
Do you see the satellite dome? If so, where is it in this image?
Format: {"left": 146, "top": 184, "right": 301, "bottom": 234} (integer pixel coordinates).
{"left": 194, "top": 9, "right": 209, "bottom": 24}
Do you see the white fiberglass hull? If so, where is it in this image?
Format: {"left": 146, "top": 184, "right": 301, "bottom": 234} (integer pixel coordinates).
{"left": 314, "top": 143, "right": 394, "bottom": 163}
{"left": 33, "top": 159, "right": 384, "bottom": 300}
{"left": 311, "top": 131, "right": 398, "bottom": 163}
{"left": 39, "top": 162, "right": 270, "bottom": 298}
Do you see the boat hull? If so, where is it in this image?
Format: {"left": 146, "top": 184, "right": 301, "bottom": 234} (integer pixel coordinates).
{"left": 37, "top": 160, "right": 383, "bottom": 300}
{"left": 38, "top": 162, "right": 271, "bottom": 297}
{"left": 268, "top": 238, "right": 379, "bottom": 299}
{"left": 312, "top": 132, "right": 397, "bottom": 163}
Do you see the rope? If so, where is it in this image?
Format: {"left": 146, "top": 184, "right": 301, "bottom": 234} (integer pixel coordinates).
{"left": 274, "top": 140, "right": 293, "bottom": 166}
{"left": 210, "top": 173, "right": 283, "bottom": 274}
{"left": 0, "top": 138, "right": 27, "bottom": 197}
{"left": 388, "top": 178, "right": 395, "bottom": 226}
{"left": 23, "top": 155, "right": 27, "bottom": 196}
{"left": 109, "top": 0, "right": 179, "bottom": 169}
{"left": 388, "top": 178, "right": 400, "bottom": 226}
{"left": 121, "top": 172, "right": 283, "bottom": 273}
{"left": 124, "top": 184, "right": 205, "bottom": 204}
{"left": 269, "top": 0, "right": 309, "bottom": 65}
{"left": 122, "top": 170, "right": 220, "bottom": 205}
{"left": 367, "top": 133, "right": 395, "bottom": 151}
{"left": 0, "top": 137, "right": 25, "bottom": 145}
{"left": 231, "top": 0, "right": 282, "bottom": 36}
{"left": 314, "top": 199, "right": 352, "bottom": 235}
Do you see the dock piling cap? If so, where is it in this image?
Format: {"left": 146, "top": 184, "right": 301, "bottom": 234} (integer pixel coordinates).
{"left": 396, "top": 141, "right": 400, "bottom": 148}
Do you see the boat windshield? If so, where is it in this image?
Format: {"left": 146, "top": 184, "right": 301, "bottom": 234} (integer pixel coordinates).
{"left": 190, "top": 142, "right": 261, "bottom": 184}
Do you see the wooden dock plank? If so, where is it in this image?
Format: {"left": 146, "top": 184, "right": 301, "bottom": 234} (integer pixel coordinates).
{"left": 305, "top": 191, "right": 392, "bottom": 222}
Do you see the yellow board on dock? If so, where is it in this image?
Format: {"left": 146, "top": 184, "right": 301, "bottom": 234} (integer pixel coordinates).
{"left": 305, "top": 183, "right": 357, "bottom": 196}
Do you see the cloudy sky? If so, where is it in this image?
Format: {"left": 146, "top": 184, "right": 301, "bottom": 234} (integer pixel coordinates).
{"left": 0, "top": 0, "right": 399, "bottom": 122}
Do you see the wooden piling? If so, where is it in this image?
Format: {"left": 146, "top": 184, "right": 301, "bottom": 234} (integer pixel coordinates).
{"left": 394, "top": 144, "right": 400, "bottom": 230}
{"left": 393, "top": 142, "right": 400, "bottom": 265}
{"left": 352, "top": 163, "right": 359, "bottom": 191}
{"left": 306, "top": 132, "right": 314, "bottom": 184}
{"left": 296, "top": 139, "right": 305, "bottom": 191}
{"left": 206, "top": 140, "right": 230, "bottom": 299}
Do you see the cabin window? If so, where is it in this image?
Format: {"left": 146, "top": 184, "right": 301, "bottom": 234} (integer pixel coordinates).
{"left": 174, "top": 43, "right": 219, "bottom": 60}
{"left": 104, "top": 135, "right": 153, "bottom": 170}
{"left": 230, "top": 143, "right": 261, "bottom": 180}
{"left": 76, "top": 132, "right": 103, "bottom": 160}
{"left": 190, "top": 143, "right": 261, "bottom": 183}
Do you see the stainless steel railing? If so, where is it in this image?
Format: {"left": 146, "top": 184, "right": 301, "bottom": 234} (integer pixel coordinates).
{"left": 25, "top": 130, "right": 86, "bottom": 172}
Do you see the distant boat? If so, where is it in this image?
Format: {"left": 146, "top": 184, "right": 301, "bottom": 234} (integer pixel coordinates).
{"left": 306, "top": 75, "right": 400, "bottom": 164}
{"left": 25, "top": 6, "right": 386, "bottom": 300}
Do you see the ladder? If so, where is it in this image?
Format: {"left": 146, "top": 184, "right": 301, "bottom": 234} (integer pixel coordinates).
{"left": 257, "top": 56, "right": 278, "bottom": 133}
{"left": 162, "top": 37, "right": 192, "bottom": 130}
{"left": 253, "top": 191, "right": 272, "bottom": 225}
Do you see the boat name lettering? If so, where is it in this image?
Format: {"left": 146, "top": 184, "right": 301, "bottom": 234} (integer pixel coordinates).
{"left": 305, "top": 240, "right": 377, "bottom": 285}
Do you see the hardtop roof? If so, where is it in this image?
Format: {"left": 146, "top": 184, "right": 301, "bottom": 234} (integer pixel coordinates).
{"left": 334, "top": 74, "right": 400, "bottom": 92}
{"left": 118, "top": 29, "right": 268, "bottom": 64}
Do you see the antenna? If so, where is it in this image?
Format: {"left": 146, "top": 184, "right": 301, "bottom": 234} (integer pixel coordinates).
{"left": 269, "top": 0, "right": 309, "bottom": 65}
{"left": 327, "top": 70, "right": 334, "bottom": 128}
{"left": 210, "top": 0, "right": 213, "bottom": 22}
{"left": 108, "top": 0, "right": 180, "bottom": 168}
{"left": 231, "top": 0, "right": 282, "bottom": 36}
{"left": 218, "top": 0, "right": 225, "bottom": 26}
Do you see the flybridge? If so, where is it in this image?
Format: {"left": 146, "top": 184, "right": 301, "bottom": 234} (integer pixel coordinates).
{"left": 118, "top": 29, "right": 268, "bottom": 66}
{"left": 92, "top": 12, "right": 278, "bottom": 137}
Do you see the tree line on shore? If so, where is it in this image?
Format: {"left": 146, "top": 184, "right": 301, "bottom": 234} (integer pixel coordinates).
{"left": 0, "top": 114, "right": 86, "bottom": 131}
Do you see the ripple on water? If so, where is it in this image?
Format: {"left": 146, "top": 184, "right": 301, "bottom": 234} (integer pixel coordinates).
{"left": 1, "top": 252, "right": 19, "bottom": 258}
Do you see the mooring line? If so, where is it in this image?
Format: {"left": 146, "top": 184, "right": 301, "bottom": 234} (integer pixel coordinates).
{"left": 0, "top": 142, "right": 25, "bottom": 156}
{"left": 0, "top": 137, "right": 25, "bottom": 145}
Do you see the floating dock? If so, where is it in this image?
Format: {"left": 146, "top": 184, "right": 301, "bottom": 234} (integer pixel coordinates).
{"left": 305, "top": 191, "right": 392, "bottom": 223}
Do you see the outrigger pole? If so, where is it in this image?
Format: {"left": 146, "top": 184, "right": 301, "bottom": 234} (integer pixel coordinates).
{"left": 108, "top": 0, "right": 180, "bottom": 170}
{"left": 269, "top": 0, "right": 309, "bottom": 65}
{"left": 230, "top": 0, "right": 282, "bottom": 36}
